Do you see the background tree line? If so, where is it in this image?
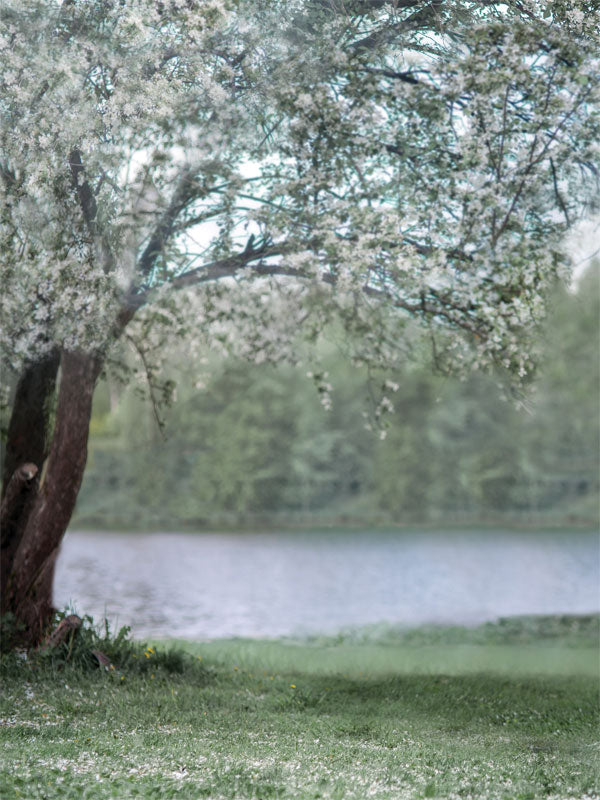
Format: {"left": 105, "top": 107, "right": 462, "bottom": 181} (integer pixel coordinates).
{"left": 74, "top": 265, "right": 599, "bottom": 530}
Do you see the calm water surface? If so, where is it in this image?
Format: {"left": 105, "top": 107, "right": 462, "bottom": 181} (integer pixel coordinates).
{"left": 54, "top": 530, "right": 599, "bottom": 639}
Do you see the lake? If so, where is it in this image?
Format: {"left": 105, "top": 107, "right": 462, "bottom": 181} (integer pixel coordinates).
{"left": 54, "top": 529, "right": 599, "bottom": 640}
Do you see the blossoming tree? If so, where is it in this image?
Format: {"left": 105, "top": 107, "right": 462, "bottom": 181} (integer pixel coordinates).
{"left": 1, "top": 0, "right": 598, "bottom": 644}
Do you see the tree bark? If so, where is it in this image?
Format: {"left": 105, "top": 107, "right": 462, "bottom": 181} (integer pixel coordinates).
{"left": 2, "top": 349, "right": 60, "bottom": 492}
{"left": 1, "top": 352, "right": 60, "bottom": 612}
{"left": 1, "top": 350, "right": 102, "bottom": 645}
{"left": 1, "top": 463, "right": 39, "bottom": 529}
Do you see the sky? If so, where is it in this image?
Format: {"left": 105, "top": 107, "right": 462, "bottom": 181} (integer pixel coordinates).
{"left": 567, "top": 213, "right": 600, "bottom": 283}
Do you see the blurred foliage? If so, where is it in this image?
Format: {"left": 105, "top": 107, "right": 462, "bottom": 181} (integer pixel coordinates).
{"left": 306, "top": 614, "right": 600, "bottom": 649}
{"left": 75, "top": 265, "right": 599, "bottom": 529}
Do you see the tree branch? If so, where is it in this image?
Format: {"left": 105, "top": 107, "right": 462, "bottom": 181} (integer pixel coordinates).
{"left": 124, "top": 334, "right": 167, "bottom": 437}
{"left": 122, "top": 221, "right": 491, "bottom": 347}
{"left": 315, "top": 0, "right": 421, "bottom": 12}
{"left": 356, "top": 66, "right": 425, "bottom": 85}
{"left": 137, "top": 167, "right": 201, "bottom": 279}
{"left": 69, "top": 148, "right": 98, "bottom": 233}
{"left": 550, "top": 157, "right": 570, "bottom": 226}
{"left": 126, "top": 241, "right": 290, "bottom": 311}
{"left": 350, "top": 0, "right": 445, "bottom": 52}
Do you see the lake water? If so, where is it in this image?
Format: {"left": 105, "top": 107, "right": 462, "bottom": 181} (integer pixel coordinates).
{"left": 54, "top": 529, "right": 599, "bottom": 640}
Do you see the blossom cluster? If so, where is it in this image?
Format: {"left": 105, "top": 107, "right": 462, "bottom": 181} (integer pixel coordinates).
{"left": 1, "top": 0, "right": 598, "bottom": 396}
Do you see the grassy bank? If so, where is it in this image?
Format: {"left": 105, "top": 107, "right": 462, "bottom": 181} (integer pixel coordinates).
{"left": 68, "top": 514, "right": 600, "bottom": 533}
{"left": 1, "top": 617, "right": 598, "bottom": 799}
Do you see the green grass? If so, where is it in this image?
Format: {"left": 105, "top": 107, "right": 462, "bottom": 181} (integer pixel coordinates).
{"left": 1, "top": 616, "right": 598, "bottom": 799}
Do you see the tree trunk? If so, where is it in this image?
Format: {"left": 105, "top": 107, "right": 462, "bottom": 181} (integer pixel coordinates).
{"left": 1, "top": 349, "right": 60, "bottom": 491}
{"left": 1, "top": 350, "right": 102, "bottom": 646}
{"left": 1, "top": 351, "right": 60, "bottom": 611}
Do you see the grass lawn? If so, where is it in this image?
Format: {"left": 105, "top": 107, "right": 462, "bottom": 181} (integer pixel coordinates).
{"left": 1, "top": 616, "right": 598, "bottom": 799}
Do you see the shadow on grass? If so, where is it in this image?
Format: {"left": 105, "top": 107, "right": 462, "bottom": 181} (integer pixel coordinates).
{"left": 254, "top": 671, "right": 594, "bottom": 729}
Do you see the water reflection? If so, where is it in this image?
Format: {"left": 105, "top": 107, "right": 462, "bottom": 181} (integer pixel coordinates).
{"left": 54, "top": 529, "right": 599, "bottom": 639}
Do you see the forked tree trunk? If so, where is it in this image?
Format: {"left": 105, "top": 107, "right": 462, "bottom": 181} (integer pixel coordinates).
{"left": 1, "top": 350, "right": 61, "bottom": 491}
{"left": 1, "top": 350, "right": 102, "bottom": 646}
{"left": 1, "top": 351, "right": 60, "bottom": 608}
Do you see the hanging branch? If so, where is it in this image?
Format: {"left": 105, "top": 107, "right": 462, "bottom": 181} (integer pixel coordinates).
{"left": 124, "top": 334, "right": 168, "bottom": 438}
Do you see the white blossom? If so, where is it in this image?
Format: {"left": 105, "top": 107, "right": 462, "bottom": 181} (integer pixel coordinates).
{"left": 0, "top": 0, "right": 597, "bottom": 399}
